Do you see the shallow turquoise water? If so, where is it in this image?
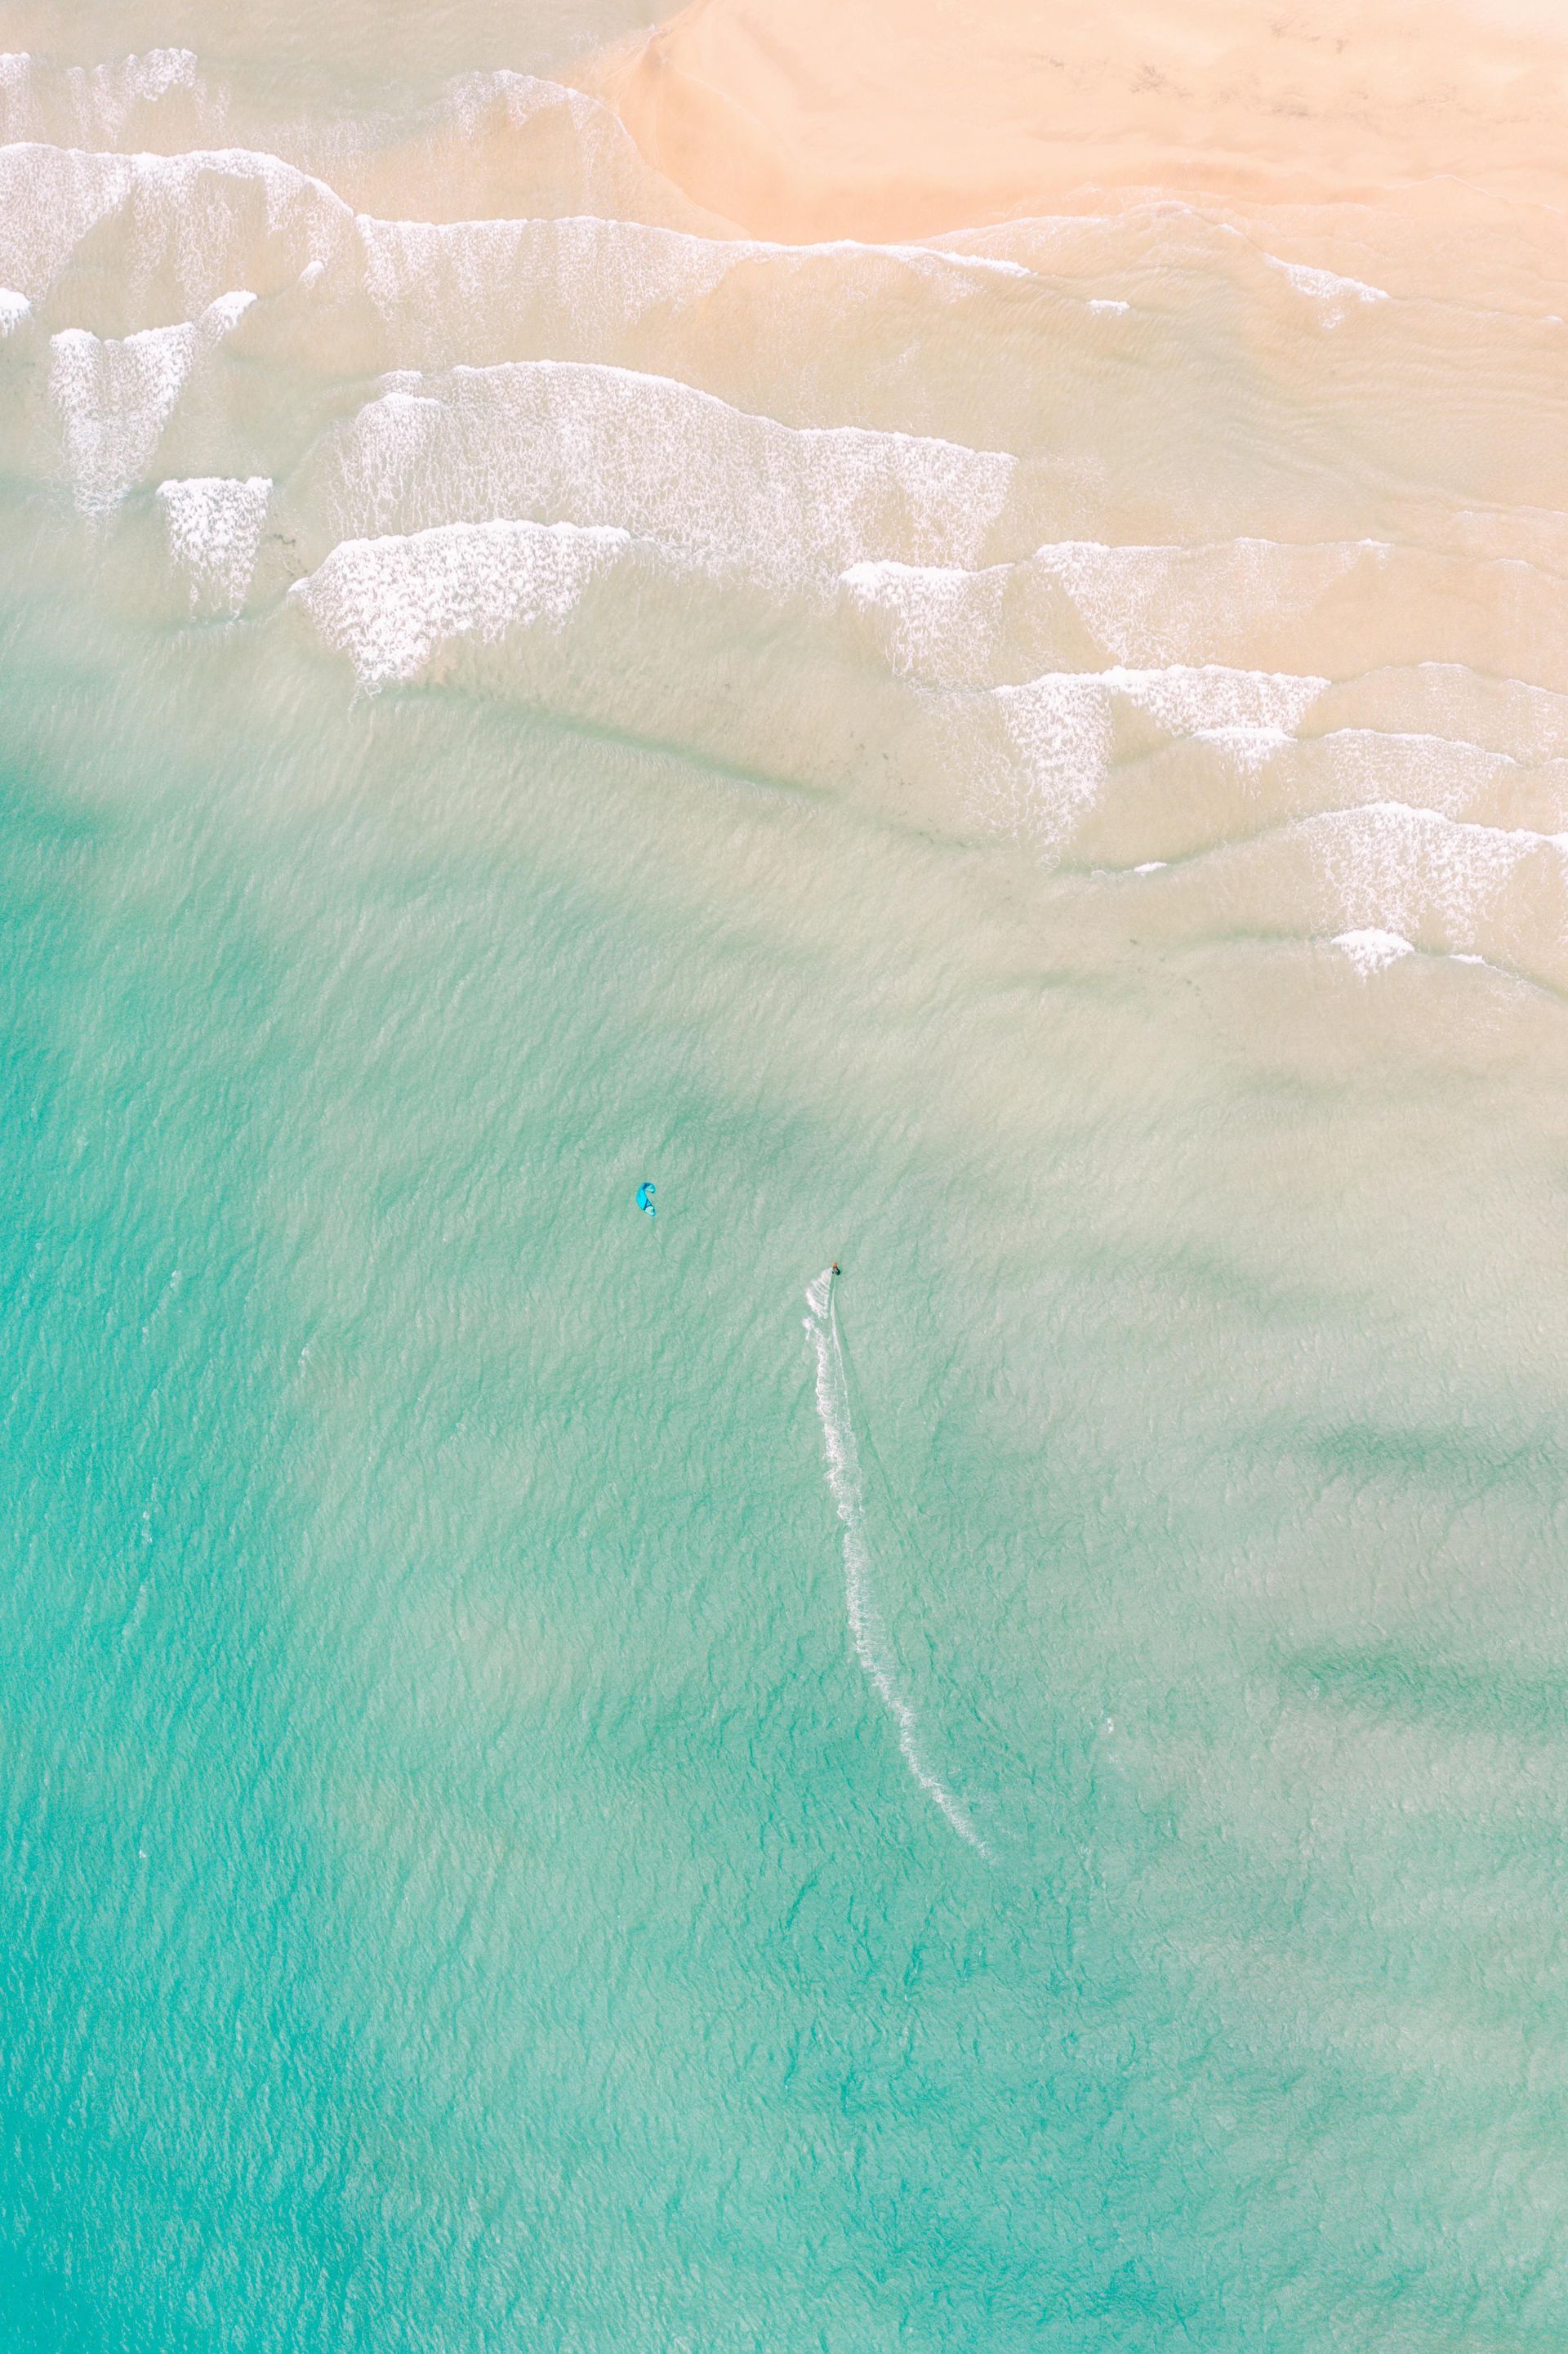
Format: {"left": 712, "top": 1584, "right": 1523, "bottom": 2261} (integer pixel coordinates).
{"left": 4, "top": 13, "right": 1568, "bottom": 2344}
{"left": 2, "top": 563, "right": 1566, "bottom": 2350}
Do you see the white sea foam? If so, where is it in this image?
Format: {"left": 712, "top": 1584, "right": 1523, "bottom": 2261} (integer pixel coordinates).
{"left": 1041, "top": 539, "right": 1367, "bottom": 669}
{"left": 842, "top": 539, "right": 1369, "bottom": 680}
{"left": 1307, "top": 727, "right": 1523, "bottom": 819}
{"left": 0, "top": 142, "right": 138, "bottom": 302}
{"left": 840, "top": 557, "right": 1011, "bottom": 675}
{"left": 803, "top": 1271, "right": 988, "bottom": 1858}
{"left": 0, "top": 143, "right": 354, "bottom": 309}
{"left": 439, "top": 69, "right": 744, "bottom": 227}
{"left": 0, "top": 136, "right": 1078, "bottom": 389}
{"left": 991, "top": 674, "right": 1116, "bottom": 845}
{"left": 983, "top": 664, "right": 1330, "bottom": 845}
{"left": 289, "top": 517, "right": 630, "bottom": 687}
{"left": 8, "top": 55, "right": 1566, "bottom": 990}
{"left": 1265, "top": 254, "right": 1390, "bottom": 320}
{"left": 445, "top": 68, "right": 606, "bottom": 140}
{"left": 942, "top": 204, "right": 1398, "bottom": 330}
{"left": 0, "top": 46, "right": 214, "bottom": 147}
{"left": 1195, "top": 724, "right": 1296, "bottom": 776}
{"left": 1304, "top": 800, "right": 1568, "bottom": 938}
{"left": 158, "top": 475, "right": 271, "bottom": 610}
{"left": 356, "top": 210, "right": 738, "bottom": 345}
{"left": 1110, "top": 663, "right": 1327, "bottom": 736}
{"left": 1332, "top": 927, "right": 1416, "bottom": 975}
{"left": 312, "top": 362, "right": 1016, "bottom": 584}
{"left": 1357, "top": 665, "right": 1568, "bottom": 765}
{"left": 931, "top": 209, "right": 1139, "bottom": 276}
{"left": 439, "top": 64, "right": 696, "bottom": 216}
{"left": 49, "top": 289, "right": 255, "bottom": 512}
{"left": 354, "top": 211, "right": 1024, "bottom": 359}
{"left": 365, "top": 207, "right": 1022, "bottom": 339}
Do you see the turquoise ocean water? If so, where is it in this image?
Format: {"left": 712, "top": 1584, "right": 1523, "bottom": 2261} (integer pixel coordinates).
{"left": 3, "top": 12, "right": 1568, "bottom": 2348}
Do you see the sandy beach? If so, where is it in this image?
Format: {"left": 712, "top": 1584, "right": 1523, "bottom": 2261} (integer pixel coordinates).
{"left": 590, "top": 0, "right": 1568, "bottom": 239}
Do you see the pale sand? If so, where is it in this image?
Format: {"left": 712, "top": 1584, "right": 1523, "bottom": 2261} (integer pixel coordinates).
{"left": 586, "top": 0, "right": 1568, "bottom": 240}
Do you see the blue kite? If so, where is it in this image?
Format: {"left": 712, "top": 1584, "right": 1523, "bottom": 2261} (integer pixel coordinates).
{"left": 635, "top": 1181, "right": 656, "bottom": 1219}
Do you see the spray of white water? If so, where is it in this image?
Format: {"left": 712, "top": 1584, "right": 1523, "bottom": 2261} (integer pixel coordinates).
{"left": 803, "top": 1269, "right": 989, "bottom": 1857}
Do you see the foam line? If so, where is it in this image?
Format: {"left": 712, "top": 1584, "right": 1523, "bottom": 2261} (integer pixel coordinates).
{"left": 288, "top": 516, "right": 631, "bottom": 688}
{"left": 313, "top": 361, "right": 1015, "bottom": 582}
{"left": 1264, "top": 253, "right": 1390, "bottom": 315}
{"left": 0, "top": 136, "right": 1078, "bottom": 332}
{"left": 49, "top": 291, "right": 254, "bottom": 512}
{"left": 803, "top": 1270, "right": 988, "bottom": 1857}
{"left": 0, "top": 46, "right": 212, "bottom": 149}
{"left": 981, "top": 663, "right": 1329, "bottom": 846}
{"left": 844, "top": 540, "right": 1370, "bottom": 677}
{"left": 158, "top": 474, "right": 270, "bottom": 610}
{"left": 1332, "top": 926, "right": 1416, "bottom": 974}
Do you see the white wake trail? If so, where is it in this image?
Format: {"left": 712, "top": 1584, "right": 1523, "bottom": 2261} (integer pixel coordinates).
{"left": 803, "top": 1270, "right": 989, "bottom": 1857}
